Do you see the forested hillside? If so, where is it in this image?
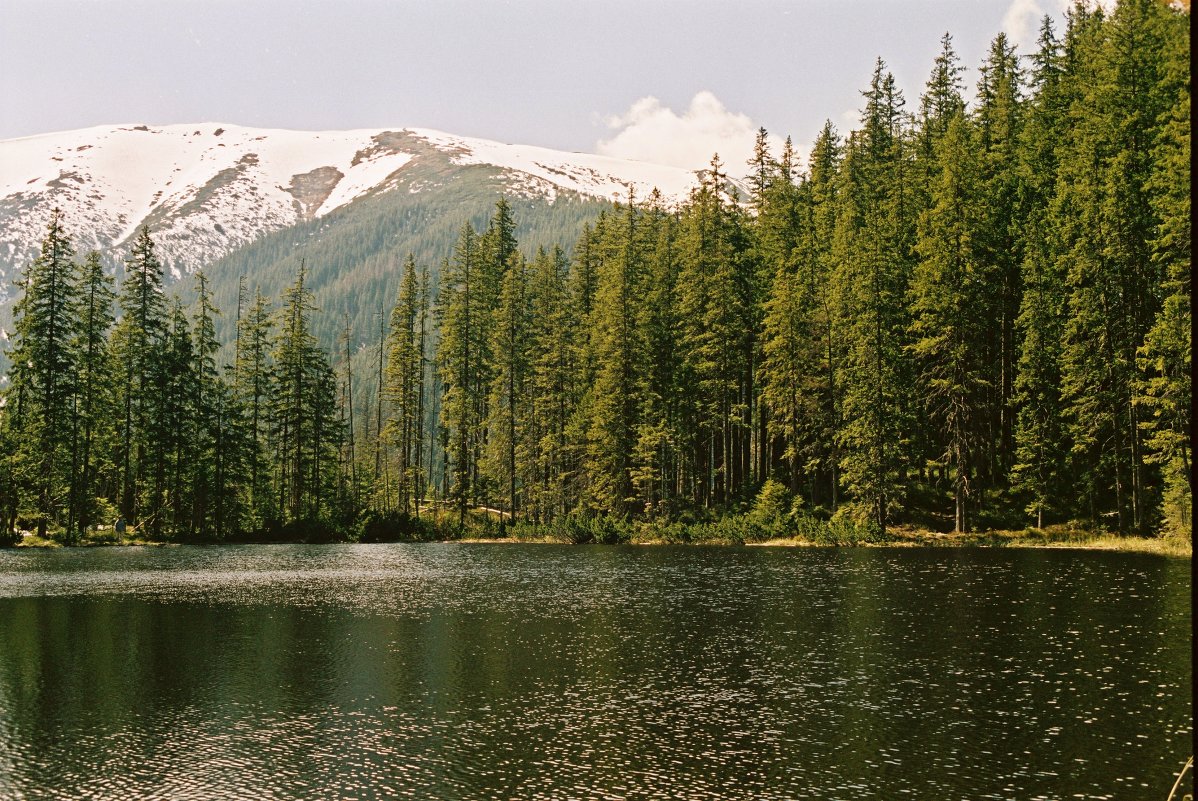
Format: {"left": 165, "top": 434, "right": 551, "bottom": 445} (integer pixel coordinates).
{"left": 1, "top": 0, "right": 1188, "bottom": 545}
{"left": 190, "top": 164, "right": 614, "bottom": 349}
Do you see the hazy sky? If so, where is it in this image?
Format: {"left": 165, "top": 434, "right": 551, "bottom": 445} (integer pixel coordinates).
{"left": 2, "top": 0, "right": 1075, "bottom": 173}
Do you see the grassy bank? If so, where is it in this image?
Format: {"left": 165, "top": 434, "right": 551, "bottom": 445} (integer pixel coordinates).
{"left": 8, "top": 510, "right": 1190, "bottom": 557}
{"left": 13, "top": 529, "right": 170, "bottom": 548}
{"left": 472, "top": 513, "right": 1191, "bottom": 556}
{"left": 753, "top": 525, "right": 1192, "bottom": 557}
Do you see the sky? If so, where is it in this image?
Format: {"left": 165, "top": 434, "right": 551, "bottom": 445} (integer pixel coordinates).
{"left": 1, "top": 0, "right": 1078, "bottom": 174}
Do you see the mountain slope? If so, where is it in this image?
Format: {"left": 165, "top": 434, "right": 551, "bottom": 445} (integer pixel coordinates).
{"left": 0, "top": 123, "right": 701, "bottom": 296}
{"left": 195, "top": 167, "right": 614, "bottom": 353}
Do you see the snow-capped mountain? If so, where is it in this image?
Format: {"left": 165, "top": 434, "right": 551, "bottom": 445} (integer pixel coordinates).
{"left": 0, "top": 123, "right": 701, "bottom": 293}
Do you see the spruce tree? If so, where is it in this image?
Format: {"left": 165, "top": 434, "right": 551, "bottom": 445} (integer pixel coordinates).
{"left": 909, "top": 112, "right": 988, "bottom": 532}
{"left": 233, "top": 288, "right": 274, "bottom": 528}
{"left": 1054, "top": 0, "right": 1172, "bottom": 532}
{"left": 582, "top": 197, "right": 644, "bottom": 514}
{"left": 830, "top": 61, "right": 915, "bottom": 534}
{"left": 629, "top": 196, "right": 681, "bottom": 517}
{"left": 526, "top": 246, "right": 579, "bottom": 521}
{"left": 5, "top": 210, "right": 81, "bottom": 537}
{"left": 1012, "top": 16, "right": 1069, "bottom": 527}
{"left": 386, "top": 255, "right": 424, "bottom": 515}
{"left": 484, "top": 252, "right": 531, "bottom": 525}
{"left": 338, "top": 315, "right": 359, "bottom": 518}
{"left": 1136, "top": 1, "right": 1191, "bottom": 537}
{"left": 760, "top": 123, "right": 842, "bottom": 507}
{"left": 676, "top": 158, "right": 755, "bottom": 507}
{"left": 414, "top": 264, "right": 430, "bottom": 517}
{"left": 271, "top": 263, "right": 341, "bottom": 524}
{"left": 919, "top": 33, "right": 967, "bottom": 148}
{"left": 70, "top": 250, "right": 116, "bottom": 537}
{"left": 161, "top": 299, "right": 198, "bottom": 536}
{"left": 190, "top": 271, "right": 229, "bottom": 538}
{"left": 761, "top": 259, "right": 812, "bottom": 494}
{"left": 974, "top": 32, "right": 1025, "bottom": 492}
{"left": 437, "top": 223, "right": 484, "bottom": 526}
{"left": 112, "top": 226, "right": 168, "bottom": 531}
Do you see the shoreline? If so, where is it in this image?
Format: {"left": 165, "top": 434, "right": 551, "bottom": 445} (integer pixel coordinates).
{"left": 444, "top": 525, "right": 1192, "bottom": 556}
{"left": 746, "top": 530, "right": 1192, "bottom": 557}
{"left": 8, "top": 529, "right": 1191, "bottom": 557}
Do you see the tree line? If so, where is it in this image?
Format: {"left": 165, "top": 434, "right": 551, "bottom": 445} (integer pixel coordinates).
{"left": 1, "top": 0, "right": 1188, "bottom": 544}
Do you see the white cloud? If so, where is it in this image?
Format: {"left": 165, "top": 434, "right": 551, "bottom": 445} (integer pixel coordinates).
{"left": 597, "top": 91, "right": 782, "bottom": 175}
{"left": 1002, "top": 0, "right": 1066, "bottom": 50}
{"left": 1002, "top": 0, "right": 1113, "bottom": 51}
{"left": 839, "top": 108, "right": 860, "bottom": 135}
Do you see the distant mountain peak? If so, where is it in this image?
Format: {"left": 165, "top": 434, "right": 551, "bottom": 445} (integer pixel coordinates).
{"left": 0, "top": 123, "right": 703, "bottom": 290}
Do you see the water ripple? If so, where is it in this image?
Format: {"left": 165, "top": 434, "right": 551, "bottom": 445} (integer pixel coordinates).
{"left": 0, "top": 544, "right": 1190, "bottom": 800}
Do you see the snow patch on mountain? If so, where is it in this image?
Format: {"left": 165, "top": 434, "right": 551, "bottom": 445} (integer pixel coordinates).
{"left": 409, "top": 128, "right": 700, "bottom": 203}
{"left": 0, "top": 123, "right": 701, "bottom": 284}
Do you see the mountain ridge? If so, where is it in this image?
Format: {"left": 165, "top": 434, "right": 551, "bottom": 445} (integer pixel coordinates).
{"left": 0, "top": 122, "right": 704, "bottom": 297}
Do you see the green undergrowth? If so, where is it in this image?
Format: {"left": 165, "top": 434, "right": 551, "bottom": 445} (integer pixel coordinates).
{"left": 6, "top": 505, "right": 1188, "bottom": 557}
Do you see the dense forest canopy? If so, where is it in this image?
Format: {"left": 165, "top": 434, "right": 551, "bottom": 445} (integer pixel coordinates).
{"left": 0, "top": 0, "right": 1189, "bottom": 545}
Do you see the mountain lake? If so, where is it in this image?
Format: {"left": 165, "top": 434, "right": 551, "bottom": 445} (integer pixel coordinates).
{"left": 0, "top": 543, "right": 1190, "bottom": 800}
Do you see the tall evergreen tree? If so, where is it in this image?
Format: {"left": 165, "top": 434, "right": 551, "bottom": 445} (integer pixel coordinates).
{"left": 70, "top": 250, "right": 116, "bottom": 537}
{"left": 676, "top": 158, "right": 755, "bottom": 507}
{"left": 190, "top": 271, "right": 231, "bottom": 538}
{"left": 830, "top": 61, "right": 916, "bottom": 534}
{"left": 628, "top": 194, "right": 681, "bottom": 516}
{"left": 270, "top": 263, "right": 341, "bottom": 523}
{"left": 919, "top": 33, "right": 967, "bottom": 146}
{"left": 112, "top": 226, "right": 168, "bottom": 531}
{"left": 414, "top": 264, "right": 430, "bottom": 517}
{"left": 909, "top": 112, "right": 988, "bottom": 532}
{"left": 760, "top": 123, "right": 843, "bottom": 507}
{"left": 582, "top": 197, "right": 645, "bottom": 514}
{"left": 1055, "top": 0, "right": 1172, "bottom": 532}
{"left": 233, "top": 288, "right": 274, "bottom": 528}
{"left": 386, "top": 255, "right": 425, "bottom": 515}
{"left": 1136, "top": 1, "right": 1191, "bottom": 536}
{"left": 5, "top": 210, "right": 81, "bottom": 537}
{"left": 484, "top": 252, "right": 531, "bottom": 524}
{"left": 1012, "top": 15, "right": 1070, "bottom": 527}
{"left": 161, "top": 298, "right": 197, "bottom": 536}
{"left": 527, "top": 246, "right": 580, "bottom": 520}
{"left": 974, "top": 32, "right": 1025, "bottom": 492}
{"left": 437, "top": 223, "right": 485, "bottom": 526}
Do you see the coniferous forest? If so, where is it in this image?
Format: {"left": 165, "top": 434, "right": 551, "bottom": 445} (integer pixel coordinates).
{"left": 1, "top": 2, "right": 1189, "bottom": 546}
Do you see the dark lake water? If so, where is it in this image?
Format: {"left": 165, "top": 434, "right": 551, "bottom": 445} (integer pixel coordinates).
{"left": 0, "top": 543, "right": 1190, "bottom": 800}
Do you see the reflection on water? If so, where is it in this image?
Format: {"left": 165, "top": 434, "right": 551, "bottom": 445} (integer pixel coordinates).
{"left": 0, "top": 544, "right": 1190, "bottom": 800}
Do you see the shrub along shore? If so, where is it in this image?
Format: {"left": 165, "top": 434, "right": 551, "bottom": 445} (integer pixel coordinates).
{"left": 10, "top": 506, "right": 1190, "bottom": 558}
